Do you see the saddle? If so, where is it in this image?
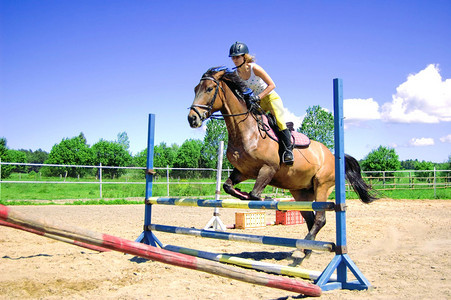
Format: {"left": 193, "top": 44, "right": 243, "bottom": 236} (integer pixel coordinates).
{"left": 262, "top": 113, "right": 310, "bottom": 148}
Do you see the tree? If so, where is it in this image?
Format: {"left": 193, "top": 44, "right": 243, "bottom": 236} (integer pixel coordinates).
{"left": 133, "top": 149, "right": 147, "bottom": 168}
{"left": 299, "top": 105, "right": 334, "bottom": 149}
{"left": 154, "top": 142, "right": 177, "bottom": 168}
{"left": 173, "top": 139, "right": 202, "bottom": 178}
{"left": 117, "top": 131, "right": 130, "bottom": 152}
{"left": 91, "top": 140, "right": 132, "bottom": 179}
{"left": 153, "top": 142, "right": 178, "bottom": 177}
{"left": 6, "top": 150, "right": 27, "bottom": 173}
{"left": 200, "top": 119, "right": 232, "bottom": 170}
{"left": 0, "top": 138, "right": 9, "bottom": 178}
{"left": 43, "top": 133, "right": 94, "bottom": 178}
{"left": 361, "top": 146, "right": 401, "bottom": 172}
{"left": 0, "top": 138, "right": 26, "bottom": 178}
{"left": 0, "top": 137, "right": 7, "bottom": 158}
{"left": 414, "top": 160, "right": 435, "bottom": 181}
{"left": 19, "top": 149, "right": 49, "bottom": 172}
{"left": 400, "top": 159, "right": 418, "bottom": 170}
{"left": 78, "top": 132, "right": 87, "bottom": 144}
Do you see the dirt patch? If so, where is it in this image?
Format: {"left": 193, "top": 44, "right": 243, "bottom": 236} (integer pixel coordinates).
{"left": 1, "top": 199, "right": 450, "bottom": 299}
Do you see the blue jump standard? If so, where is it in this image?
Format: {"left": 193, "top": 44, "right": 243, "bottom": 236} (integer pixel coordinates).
{"left": 313, "top": 78, "right": 371, "bottom": 291}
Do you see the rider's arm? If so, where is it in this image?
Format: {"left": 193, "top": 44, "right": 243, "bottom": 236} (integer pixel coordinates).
{"left": 252, "top": 63, "right": 276, "bottom": 99}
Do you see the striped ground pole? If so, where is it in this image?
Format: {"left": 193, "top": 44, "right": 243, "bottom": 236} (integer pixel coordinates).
{"left": 0, "top": 220, "right": 110, "bottom": 252}
{"left": 149, "top": 224, "right": 335, "bottom": 252}
{"left": 0, "top": 204, "right": 321, "bottom": 297}
{"left": 163, "top": 244, "right": 338, "bottom": 282}
{"left": 146, "top": 197, "right": 335, "bottom": 211}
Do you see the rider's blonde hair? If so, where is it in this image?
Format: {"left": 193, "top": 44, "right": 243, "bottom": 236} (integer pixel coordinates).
{"left": 244, "top": 53, "right": 255, "bottom": 63}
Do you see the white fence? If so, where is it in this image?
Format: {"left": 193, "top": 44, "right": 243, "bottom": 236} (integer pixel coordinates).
{"left": 0, "top": 162, "right": 449, "bottom": 199}
{"left": 0, "top": 162, "right": 233, "bottom": 199}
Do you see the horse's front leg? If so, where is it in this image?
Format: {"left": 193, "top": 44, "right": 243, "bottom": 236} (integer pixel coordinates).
{"left": 223, "top": 168, "right": 250, "bottom": 200}
{"left": 303, "top": 183, "right": 335, "bottom": 242}
{"left": 291, "top": 188, "right": 322, "bottom": 259}
{"left": 296, "top": 183, "right": 334, "bottom": 259}
{"left": 249, "top": 165, "right": 277, "bottom": 200}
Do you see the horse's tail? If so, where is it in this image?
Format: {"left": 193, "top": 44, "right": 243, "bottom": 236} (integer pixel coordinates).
{"left": 344, "top": 154, "right": 378, "bottom": 203}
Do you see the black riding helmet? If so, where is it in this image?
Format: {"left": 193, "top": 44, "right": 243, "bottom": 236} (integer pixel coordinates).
{"left": 229, "top": 42, "right": 249, "bottom": 57}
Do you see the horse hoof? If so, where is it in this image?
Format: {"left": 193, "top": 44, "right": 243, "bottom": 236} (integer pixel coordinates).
{"left": 249, "top": 192, "right": 262, "bottom": 201}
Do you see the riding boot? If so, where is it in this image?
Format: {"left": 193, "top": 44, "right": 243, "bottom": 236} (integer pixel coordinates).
{"left": 278, "top": 129, "right": 294, "bottom": 165}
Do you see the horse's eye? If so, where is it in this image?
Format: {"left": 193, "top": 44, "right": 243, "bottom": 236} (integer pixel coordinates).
{"left": 206, "top": 87, "right": 213, "bottom": 93}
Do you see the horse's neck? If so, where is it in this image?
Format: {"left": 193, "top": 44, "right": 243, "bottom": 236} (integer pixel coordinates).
{"left": 220, "top": 84, "right": 259, "bottom": 146}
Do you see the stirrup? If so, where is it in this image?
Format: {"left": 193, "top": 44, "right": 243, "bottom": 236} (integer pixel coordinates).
{"left": 282, "top": 150, "right": 294, "bottom": 165}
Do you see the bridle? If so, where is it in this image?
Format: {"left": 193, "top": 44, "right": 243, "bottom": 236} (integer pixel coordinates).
{"left": 189, "top": 76, "right": 223, "bottom": 122}
{"left": 189, "top": 75, "right": 250, "bottom": 122}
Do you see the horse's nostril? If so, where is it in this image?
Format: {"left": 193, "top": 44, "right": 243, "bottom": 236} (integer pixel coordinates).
{"left": 188, "top": 114, "right": 198, "bottom": 127}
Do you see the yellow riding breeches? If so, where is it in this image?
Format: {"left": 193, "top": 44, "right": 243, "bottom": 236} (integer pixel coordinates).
{"left": 260, "top": 91, "right": 287, "bottom": 130}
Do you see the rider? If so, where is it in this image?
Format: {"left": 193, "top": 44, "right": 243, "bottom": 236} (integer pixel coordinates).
{"left": 229, "top": 41, "right": 294, "bottom": 165}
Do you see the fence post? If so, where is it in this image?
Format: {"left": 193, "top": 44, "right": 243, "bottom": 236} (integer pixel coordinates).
{"left": 409, "top": 171, "right": 412, "bottom": 188}
{"left": 167, "top": 165, "right": 169, "bottom": 196}
{"left": 433, "top": 167, "right": 436, "bottom": 198}
{"left": 99, "top": 163, "right": 102, "bottom": 199}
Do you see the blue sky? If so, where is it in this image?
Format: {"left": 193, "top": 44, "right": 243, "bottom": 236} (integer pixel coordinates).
{"left": 1, "top": 1, "right": 450, "bottom": 163}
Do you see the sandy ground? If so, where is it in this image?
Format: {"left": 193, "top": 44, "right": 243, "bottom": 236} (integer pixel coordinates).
{"left": 0, "top": 199, "right": 450, "bottom": 300}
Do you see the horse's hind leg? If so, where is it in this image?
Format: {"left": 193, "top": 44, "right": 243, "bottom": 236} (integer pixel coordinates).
{"left": 249, "top": 164, "right": 277, "bottom": 200}
{"left": 223, "top": 168, "right": 250, "bottom": 200}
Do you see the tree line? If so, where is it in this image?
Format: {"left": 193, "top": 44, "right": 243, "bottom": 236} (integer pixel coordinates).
{"left": 1, "top": 106, "right": 450, "bottom": 180}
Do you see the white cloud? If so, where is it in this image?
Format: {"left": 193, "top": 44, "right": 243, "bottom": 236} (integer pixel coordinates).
{"left": 409, "top": 137, "right": 435, "bottom": 147}
{"left": 344, "top": 98, "right": 381, "bottom": 121}
{"left": 381, "top": 64, "right": 451, "bottom": 123}
{"left": 283, "top": 107, "right": 304, "bottom": 130}
{"left": 439, "top": 134, "right": 451, "bottom": 143}
{"left": 344, "top": 98, "right": 381, "bottom": 120}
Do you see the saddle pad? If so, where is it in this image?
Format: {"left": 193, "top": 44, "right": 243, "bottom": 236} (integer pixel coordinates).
{"left": 262, "top": 115, "right": 310, "bottom": 148}
{"left": 291, "top": 131, "right": 311, "bottom": 147}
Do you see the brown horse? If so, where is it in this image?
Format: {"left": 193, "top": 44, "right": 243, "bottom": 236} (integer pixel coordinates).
{"left": 188, "top": 67, "right": 376, "bottom": 254}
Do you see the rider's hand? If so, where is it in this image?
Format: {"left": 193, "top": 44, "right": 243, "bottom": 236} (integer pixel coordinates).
{"left": 249, "top": 95, "right": 260, "bottom": 104}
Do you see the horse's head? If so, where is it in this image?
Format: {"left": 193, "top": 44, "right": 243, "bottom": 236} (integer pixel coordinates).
{"left": 188, "top": 67, "right": 228, "bottom": 128}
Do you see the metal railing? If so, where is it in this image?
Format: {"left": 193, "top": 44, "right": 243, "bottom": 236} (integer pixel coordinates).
{"left": 0, "top": 161, "right": 449, "bottom": 200}
{"left": 0, "top": 161, "right": 236, "bottom": 199}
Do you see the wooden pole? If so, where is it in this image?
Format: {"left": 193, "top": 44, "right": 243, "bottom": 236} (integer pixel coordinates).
{"left": 0, "top": 220, "right": 110, "bottom": 252}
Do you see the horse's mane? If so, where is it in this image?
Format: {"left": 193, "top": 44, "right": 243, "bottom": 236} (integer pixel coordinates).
{"left": 204, "top": 67, "right": 249, "bottom": 99}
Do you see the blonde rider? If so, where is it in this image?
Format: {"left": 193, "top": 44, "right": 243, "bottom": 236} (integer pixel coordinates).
{"left": 229, "top": 41, "right": 294, "bottom": 164}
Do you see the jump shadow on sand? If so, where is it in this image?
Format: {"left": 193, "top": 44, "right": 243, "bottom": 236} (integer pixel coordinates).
{"left": 129, "top": 250, "right": 308, "bottom": 266}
